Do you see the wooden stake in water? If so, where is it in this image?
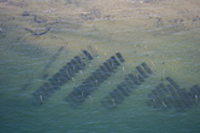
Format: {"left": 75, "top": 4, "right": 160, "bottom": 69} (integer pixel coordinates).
{"left": 73, "top": 66, "right": 76, "bottom": 72}
{"left": 153, "top": 99, "right": 156, "bottom": 107}
{"left": 89, "top": 95, "right": 93, "bottom": 103}
{"left": 162, "top": 101, "right": 167, "bottom": 108}
{"left": 58, "top": 80, "right": 61, "bottom": 89}
{"left": 112, "top": 99, "right": 116, "bottom": 107}
{"left": 161, "top": 69, "right": 165, "bottom": 81}
{"left": 150, "top": 60, "right": 156, "bottom": 72}
{"left": 136, "top": 74, "right": 140, "bottom": 83}
{"left": 80, "top": 58, "right": 83, "bottom": 67}
{"left": 40, "top": 95, "right": 43, "bottom": 104}
{"left": 111, "top": 61, "right": 114, "bottom": 68}
{"left": 122, "top": 67, "right": 125, "bottom": 77}
{"left": 104, "top": 52, "right": 107, "bottom": 58}
{"left": 195, "top": 95, "right": 198, "bottom": 105}
{"left": 72, "top": 77, "right": 75, "bottom": 88}
{"left": 95, "top": 80, "right": 98, "bottom": 87}
{"left": 108, "top": 81, "right": 111, "bottom": 90}
{"left": 66, "top": 70, "right": 71, "bottom": 79}
{"left": 162, "top": 55, "right": 165, "bottom": 64}
{"left": 144, "top": 45, "right": 149, "bottom": 56}
{"left": 97, "top": 56, "right": 100, "bottom": 65}
{"left": 80, "top": 70, "right": 83, "bottom": 80}
{"left": 134, "top": 44, "right": 137, "bottom": 53}
{"left": 82, "top": 92, "right": 85, "bottom": 101}
{"left": 150, "top": 60, "right": 155, "bottom": 66}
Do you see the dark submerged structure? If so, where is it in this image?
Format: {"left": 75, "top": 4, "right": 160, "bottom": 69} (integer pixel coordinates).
{"left": 30, "top": 47, "right": 199, "bottom": 112}
{"left": 32, "top": 50, "right": 93, "bottom": 105}
{"left": 101, "top": 62, "right": 153, "bottom": 109}
{"left": 65, "top": 52, "right": 125, "bottom": 107}
{"left": 146, "top": 77, "right": 200, "bottom": 111}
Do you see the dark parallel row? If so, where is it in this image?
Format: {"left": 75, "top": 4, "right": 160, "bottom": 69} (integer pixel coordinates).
{"left": 101, "top": 62, "right": 153, "bottom": 109}
{"left": 65, "top": 53, "right": 125, "bottom": 107}
{"left": 146, "top": 77, "right": 200, "bottom": 111}
{"left": 32, "top": 50, "right": 93, "bottom": 104}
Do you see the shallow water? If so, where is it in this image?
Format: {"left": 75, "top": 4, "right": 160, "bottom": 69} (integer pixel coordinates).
{"left": 0, "top": 0, "right": 200, "bottom": 132}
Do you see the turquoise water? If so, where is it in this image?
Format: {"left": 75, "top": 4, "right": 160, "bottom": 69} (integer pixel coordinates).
{"left": 1, "top": 0, "right": 200, "bottom": 132}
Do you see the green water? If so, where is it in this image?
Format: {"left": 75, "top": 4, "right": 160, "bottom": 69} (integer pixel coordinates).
{"left": 0, "top": 0, "right": 200, "bottom": 132}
